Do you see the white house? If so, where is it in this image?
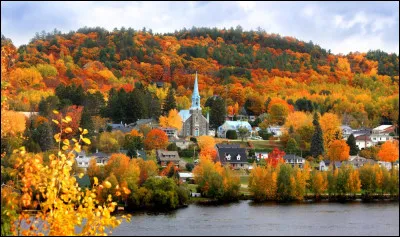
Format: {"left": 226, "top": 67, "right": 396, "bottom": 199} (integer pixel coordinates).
{"left": 178, "top": 172, "right": 194, "bottom": 183}
{"left": 267, "top": 126, "right": 283, "bottom": 137}
{"left": 283, "top": 154, "right": 305, "bottom": 168}
{"left": 355, "top": 135, "right": 373, "bottom": 149}
{"left": 74, "top": 151, "right": 92, "bottom": 171}
{"left": 255, "top": 152, "right": 268, "bottom": 161}
{"left": 370, "top": 125, "right": 395, "bottom": 144}
{"left": 217, "top": 121, "right": 252, "bottom": 138}
{"left": 378, "top": 161, "right": 393, "bottom": 170}
{"left": 341, "top": 125, "right": 353, "bottom": 139}
{"left": 159, "top": 127, "right": 178, "bottom": 139}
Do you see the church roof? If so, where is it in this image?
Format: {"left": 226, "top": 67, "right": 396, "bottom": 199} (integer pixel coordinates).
{"left": 179, "top": 110, "right": 191, "bottom": 122}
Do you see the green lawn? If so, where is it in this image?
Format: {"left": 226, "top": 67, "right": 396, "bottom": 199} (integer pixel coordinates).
{"left": 240, "top": 175, "right": 249, "bottom": 185}
{"left": 215, "top": 139, "right": 283, "bottom": 150}
{"left": 182, "top": 157, "right": 195, "bottom": 164}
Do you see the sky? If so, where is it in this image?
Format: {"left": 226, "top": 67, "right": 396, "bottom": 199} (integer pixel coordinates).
{"left": 1, "top": 1, "right": 399, "bottom": 55}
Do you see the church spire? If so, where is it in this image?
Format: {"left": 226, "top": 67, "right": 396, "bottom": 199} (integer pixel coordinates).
{"left": 193, "top": 71, "right": 199, "bottom": 97}
{"left": 190, "top": 72, "right": 201, "bottom": 110}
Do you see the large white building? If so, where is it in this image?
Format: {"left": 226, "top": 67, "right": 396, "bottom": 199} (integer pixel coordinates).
{"left": 370, "top": 125, "right": 395, "bottom": 144}
{"left": 217, "top": 121, "right": 252, "bottom": 138}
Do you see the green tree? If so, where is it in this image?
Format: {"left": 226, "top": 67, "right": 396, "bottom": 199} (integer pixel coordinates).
{"left": 285, "top": 138, "right": 300, "bottom": 155}
{"left": 226, "top": 130, "right": 238, "bottom": 139}
{"left": 277, "top": 164, "right": 294, "bottom": 201}
{"left": 310, "top": 113, "right": 324, "bottom": 157}
{"left": 346, "top": 134, "right": 358, "bottom": 156}
{"left": 124, "top": 134, "right": 144, "bottom": 158}
{"left": 162, "top": 87, "right": 177, "bottom": 115}
{"left": 237, "top": 126, "right": 250, "bottom": 141}
{"left": 210, "top": 96, "right": 226, "bottom": 129}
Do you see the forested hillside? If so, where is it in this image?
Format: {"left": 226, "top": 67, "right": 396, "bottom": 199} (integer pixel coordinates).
{"left": 1, "top": 26, "right": 399, "bottom": 128}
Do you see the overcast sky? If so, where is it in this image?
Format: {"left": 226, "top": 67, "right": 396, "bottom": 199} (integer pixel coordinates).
{"left": 1, "top": 1, "right": 399, "bottom": 54}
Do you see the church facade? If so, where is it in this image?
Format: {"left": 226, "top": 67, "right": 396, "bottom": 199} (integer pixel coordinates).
{"left": 179, "top": 73, "right": 209, "bottom": 137}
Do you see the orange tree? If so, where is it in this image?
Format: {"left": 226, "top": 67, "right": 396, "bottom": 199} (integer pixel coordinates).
{"left": 378, "top": 140, "right": 399, "bottom": 170}
{"left": 327, "top": 140, "right": 350, "bottom": 170}
{"left": 2, "top": 111, "right": 130, "bottom": 236}
{"left": 144, "top": 128, "right": 169, "bottom": 150}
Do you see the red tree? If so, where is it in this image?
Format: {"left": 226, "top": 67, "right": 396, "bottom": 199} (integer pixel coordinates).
{"left": 267, "top": 148, "right": 285, "bottom": 168}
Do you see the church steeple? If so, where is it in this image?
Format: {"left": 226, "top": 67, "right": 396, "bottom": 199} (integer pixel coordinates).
{"left": 190, "top": 72, "right": 201, "bottom": 110}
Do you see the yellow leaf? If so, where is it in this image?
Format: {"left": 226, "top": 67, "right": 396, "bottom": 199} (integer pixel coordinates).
{"left": 62, "top": 145, "right": 69, "bottom": 151}
{"left": 65, "top": 127, "right": 73, "bottom": 133}
{"left": 74, "top": 145, "right": 81, "bottom": 153}
{"left": 104, "top": 181, "right": 112, "bottom": 188}
{"left": 72, "top": 138, "right": 77, "bottom": 142}
{"left": 52, "top": 119, "right": 59, "bottom": 125}
{"left": 78, "top": 173, "right": 84, "bottom": 179}
{"left": 63, "top": 139, "right": 70, "bottom": 145}
{"left": 79, "top": 127, "right": 83, "bottom": 132}
{"left": 54, "top": 134, "right": 61, "bottom": 142}
{"left": 94, "top": 177, "right": 98, "bottom": 186}
{"left": 65, "top": 116, "right": 72, "bottom": 122}
{"left": 82, "top": 137, "right": 91, "bottom": 145}
{"left": 82, "top": 129, "right": 88, "bottom": 135}
{"left": 53, "top": 110, "right": 59, "bottom": 114}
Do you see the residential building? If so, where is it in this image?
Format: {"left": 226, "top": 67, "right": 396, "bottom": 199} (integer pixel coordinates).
{"left": 344, "top": 155, "right": 376, "bottom": 168}
{"left": 254, "top": 152, "right": 269, "bottom": 161}
{"left": 370, "top": 125, "right": 395, "bottom": 144}
{"left": 129, "top": 118, "right": 157, "bottom": 130}
{"left": 178, "top": 72, "right": 209, "bottom": 137}
{"left": 156, "top": 149, "right": 181, "bottom": 167}
{"left": 160, "top": 127, "right": 178, "bottom": 139}
{"left": 107, "top": 122, "right": 134, "bottom": 133}
{"left": 91, "top": 150, "right": 110, "bottom": 166}
{"left": 217, "top": 121, "right": 252, "bottom": 138}
{"left": 169, "top": 137, "right": 192, "bottom": 150}
{"left": 283, "top": 154, "right": 306, "bottom": 168}
{"left": 355, "top": 135, "right": 373, "bottom": 149}
{"left": 341, "top": 125, "right": 353, "bottom": 139}
{"left": 74, "top": 151, "right": 92, "bottom": 171}
{"left": 378, "top": 161, "right": 393, "bottom": 170}
{"left": 178, "top": 172, "right": 194, "bottom": 183}
{"left": 216, "top": 144, "right": 248, "bottom": 169}
{"left": 322, "top": 160, "right": 342, "bottom": 169}
{"left": 267, "top": 126, "right": 283, "bottom": 137}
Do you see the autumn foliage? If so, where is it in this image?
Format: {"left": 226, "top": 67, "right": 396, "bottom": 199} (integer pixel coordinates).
{"left": 378, "top": 140, "right": 399, "bottom": 164}
{"left": 144, "top": 128, "right": 169, "bottom": 150}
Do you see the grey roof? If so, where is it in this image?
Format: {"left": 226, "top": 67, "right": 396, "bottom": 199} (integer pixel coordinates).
{"left": 91, "top": 152, "right": 109, "bottom": 158}
{"left": 216, "top": 143, "right": 241, "bottom": 149}
{"left": 323, "top": 160, "right": 342, "bottom": 168}
{"left": 283, "top": 154, "right": 305, "bottom": 161}
{"left": 156, "top": 150, "right": 181, "bottom": 162}
{"left": 217, "top": 147, "right": 248, "bottom": 164}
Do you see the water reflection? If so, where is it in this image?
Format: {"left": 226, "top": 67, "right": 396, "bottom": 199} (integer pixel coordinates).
{"left": 112, "top": 200, "right": 399, "bottom": 236}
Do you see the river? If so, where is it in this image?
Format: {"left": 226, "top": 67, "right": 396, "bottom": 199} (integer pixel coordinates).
{"left": 112, "top": 200, "right": 399, "bottom": 236}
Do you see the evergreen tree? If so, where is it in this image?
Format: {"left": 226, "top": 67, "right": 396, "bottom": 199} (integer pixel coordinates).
{"left": 346, "top": 134, "right": 358, "bottom": 156}
{"left": 310, "top": 113, "right": 324, "bottom": 157}
{"left": 80, "top": 108, "right": 95, "bottom": 137}
{"left": 32, "top": 122, "right": 54, "bottom": 152}
{"left": 210, "top": 96, "right": 226, "bottom": 129}
{"left": 162, "top": 87, "right": 177, "bottom": 115}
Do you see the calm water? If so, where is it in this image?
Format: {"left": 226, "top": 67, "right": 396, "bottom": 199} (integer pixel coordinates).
{"left": 112, "top": 200, "right": 399, "bottom": 236}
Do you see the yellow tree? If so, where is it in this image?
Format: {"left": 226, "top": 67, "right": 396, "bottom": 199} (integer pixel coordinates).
{"left": 159, "top": 109, "right": 183, "bottom": 131}
{"left": 283, "top": 111, "right": 313, "bottom": 132}
{"left": 197, "top": 135, "right": 217, "bottom": 161}
{"left": 327, "top": 140, "right": 350, "bottom": 170}
{"left": 6, "top": 111, "right": 129, "bottom": 236}
{"left": 320, "top": 113, "right": 342, "bottom": 150}
{"left": 378, "top": 140, "right": 399, "bottom": 169}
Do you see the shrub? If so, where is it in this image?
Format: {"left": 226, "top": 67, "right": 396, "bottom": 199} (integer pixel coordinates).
{"left": 226, "top": 130, "right": 238, "bottom": 139}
